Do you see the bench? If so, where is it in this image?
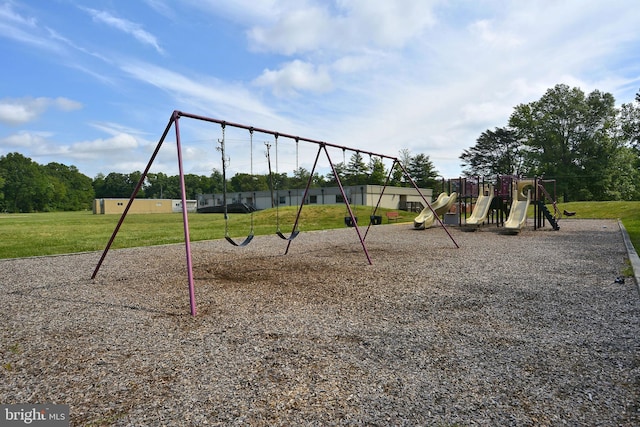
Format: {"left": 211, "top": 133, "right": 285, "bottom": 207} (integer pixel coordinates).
{"left": 386, "top": 211, "right": 399, "bottom": 223}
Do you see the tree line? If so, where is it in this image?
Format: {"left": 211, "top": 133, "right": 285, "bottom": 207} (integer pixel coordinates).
{"left": 460, "top": 84, "right": 640, "bottom": 201}
{"left": 0, "top": 150, "right": 438, "bottom": 213}
{"left": 0, "top": 153, "right": 94, "bottom": 213}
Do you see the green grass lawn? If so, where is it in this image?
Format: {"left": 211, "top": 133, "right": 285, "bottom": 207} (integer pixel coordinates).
{"left": 0, "top": 201, "right": 638, "bottom": 259}
{"left": 0, "top": 205, "right": 413, "bottom": 259}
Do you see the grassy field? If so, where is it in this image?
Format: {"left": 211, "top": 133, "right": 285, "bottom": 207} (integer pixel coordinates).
{"left": 0, "top": 205, "right": 413, "bottom": 259}
{"left": 0, "top": 202, "right": 638, "bottom": 259}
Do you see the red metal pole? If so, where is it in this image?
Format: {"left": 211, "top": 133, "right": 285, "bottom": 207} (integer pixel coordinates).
{"left": 324, "top": 145, "right": 373, "bottom": 265}
{"left": 363, "top": 159, "right": 397, "bottom": 241}
{"left": 284, "top": 144, "right": 323, "bottom": 255}
{"left": 396, "top": 162, "right": 459, "bottom": 248}
{"left": 92, "top": 112, "right": 177, "bottom": 279}
{"left": 174, "top": 117, "right": 197, "bottom": 316}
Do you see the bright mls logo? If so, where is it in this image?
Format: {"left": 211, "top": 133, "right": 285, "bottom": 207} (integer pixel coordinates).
{"left": 1, "top": 404, "right": 69, "bottom": 426}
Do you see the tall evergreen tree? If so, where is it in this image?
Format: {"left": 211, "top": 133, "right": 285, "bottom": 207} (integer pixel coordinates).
{"left": 407, "top": 153, "right": 439, "bottom": 188}
{"left": 368, "top": 157, "right": 388, "bottom": 185}
{"left": 345, "top": 152, "right": 370, "bottom": 185}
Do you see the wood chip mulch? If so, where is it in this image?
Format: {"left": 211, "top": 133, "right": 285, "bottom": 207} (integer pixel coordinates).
{"left": 1, "top": 219, "right": 638, "bottom": 425}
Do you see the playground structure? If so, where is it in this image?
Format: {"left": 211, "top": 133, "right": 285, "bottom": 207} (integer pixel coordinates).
{"left": 428, "top": 175, "right": 560, "bottom": 233}
{"left": 91, "top": 110, "right": 459, "bottom": 316}
{"left": 413, "top": 192, "right": 458, "bottom": 229}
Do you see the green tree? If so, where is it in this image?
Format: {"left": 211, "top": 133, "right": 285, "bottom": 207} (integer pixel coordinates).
{"left": 0, "top": 153, "right": 49, "bottom": 212}
{"left": 393, "top": 149, "right": 413, "bottom": 186}
{"left": 508, "top": 84, "right": 620, "bottom": 201}
{"left": 368, "top": 157, "right": 388, "bottom": 185}
{"left": 607, "top": 145, "right": 640, "bottom": 200}
{"left": 460, "top": 127, "right": 527, "bottom": 177}
{"left": 145, "top": 172, "right": 178, "bottom": 198}
{"left": 44, "top": 163, "right": 94, "bottom": 210}
{"left": 0, "top": 175, "right": 5, "bottom": 208}
{"left": 94, "top": 172, "right": 141, "bottom": 198}
{"left": 229, "top": 173, "right": 269, "bottom": 192}
{"left": 290, "top": 167, "right": 313, "bottom": 189}
{"left": 615, "top": 89, "right": 640, "bottom": 199}
{"left": 407, "top": 153, "right": 439, "bottom": 188}
{"left": 325, "top": 161, "right": 347, "bottom": 185}
{"left": 209, "top": 169, "right": 225, "bottom": 194}
{"left": 345, "top": 152, "right": 370, "bottom": 185}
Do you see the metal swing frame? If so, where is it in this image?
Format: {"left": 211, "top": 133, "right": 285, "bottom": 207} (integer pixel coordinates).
{"left": 91, "top": 110, "right": 458, "bottom": 316}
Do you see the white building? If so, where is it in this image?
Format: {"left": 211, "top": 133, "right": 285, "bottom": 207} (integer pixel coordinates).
{"left": 197, "top": 185, "right": 433, "bottom": 212}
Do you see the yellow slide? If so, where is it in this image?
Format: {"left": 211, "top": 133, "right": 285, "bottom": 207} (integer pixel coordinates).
{"left": 464, "top": 185, "right": 494, "bottom": 227}
{"left": 504, "top": 185, "right": 531, "bottom": 233}
{"left": 414, "top": 192, "right": 457, "bottom": 229}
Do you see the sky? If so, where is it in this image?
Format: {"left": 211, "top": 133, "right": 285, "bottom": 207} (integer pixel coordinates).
{"left": 1, "top": 0, "right": 639, "bottom": 180}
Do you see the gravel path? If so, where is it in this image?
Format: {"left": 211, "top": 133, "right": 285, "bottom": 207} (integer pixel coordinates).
{"left": 1, "top": 219, "right": 638, "bottom": 426}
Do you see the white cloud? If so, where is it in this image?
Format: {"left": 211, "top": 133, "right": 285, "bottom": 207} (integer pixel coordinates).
{"left": 243, "top": 1, "right": 440, "bottom": 98}
{"left": 142, "top": 0, "right": 175, "bottom": 19}
{"left": 0, "top": 99, "right": 46, "bottom": 125}
{"left": 0, "top": 2, "right": 37, "bottom": 27}
{"left": 0, "top": 130, "right": 50, "bottom": 148}
{"left": 70, "top": 133, "right": 139, "bottom": 158}
{"left": 119, "top": 61, "right": 283, "bottom": 124}
{"left": 89, "top": 121, "right": 150, "bottom": 137}
{"left": 339, "top": 0, "right": 437, "bottom": 47}
{"left": 184, "top": 0, "right": 285, "bottom": 25}
{"left": 0, "top": 97, "right": 82, "bottom": 125}
{"left": 247, "top": 0, "right": 437, "bottom": 55}
{"left": 332, "top": 54, "right": 379, "bottom": 74}
{"left": 254, "top": 60, "right": 333, "bottom": 96}
{"left": 468, "top": 19, "right": 522, "bottom": 48}
{"left": 81, "top": 7, "right": 164, "bottom": 54}
{"left": 54, "top": 97, "right": 83, "bottom": 112}
{"left": 0, "top": 2, "right": 62, "bottom": 52}
{"left": 248, "top": 6, "right": 334, "bottom": 55}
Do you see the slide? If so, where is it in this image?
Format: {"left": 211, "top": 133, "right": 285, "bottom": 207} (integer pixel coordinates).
{"left": 464, "top": 186, "right": 494, "bottom": 227}
{"left": 413, "top": 192, "right": 457, "bottom": 229}
{"left": 504, "top": 189, "right": 531, "bottom": 233}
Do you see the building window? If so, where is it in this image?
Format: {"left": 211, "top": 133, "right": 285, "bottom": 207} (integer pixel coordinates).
{"left": 309, "top": 195, "right": 318, "bottom": 204}
{"left": 336, "top": 194, "right": 345, "bottom": 204}
{"left": 279, "top": 196, "right": 286, "bottom": 205}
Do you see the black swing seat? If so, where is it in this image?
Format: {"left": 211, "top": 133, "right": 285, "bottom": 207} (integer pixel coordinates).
{"left": 276, "top": 230, "right": 300, "bottom": 241}
{"left": 225, "top": 233, "right": 254, "bottom": 247}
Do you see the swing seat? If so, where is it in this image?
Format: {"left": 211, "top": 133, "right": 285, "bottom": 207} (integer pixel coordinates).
{"left": 276, "top": 230, "right": 300, "bottom": 241}
{"left": 369, "top": 215, "right": 382, "bottom": 225}
{"left": 225, "top": 234, "right": 254, "bottom": 247}
{"left": 344, "top": 216, "right": 358, "bottom": 227}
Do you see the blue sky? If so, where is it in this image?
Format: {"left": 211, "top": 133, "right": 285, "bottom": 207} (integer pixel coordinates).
{"left": 1, "top": 0, "right": 639, "bottom": 180}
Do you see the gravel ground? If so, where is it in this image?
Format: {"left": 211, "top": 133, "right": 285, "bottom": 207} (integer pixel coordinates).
{"left": 1, "top": 219, "right": 638, "bottom": 426}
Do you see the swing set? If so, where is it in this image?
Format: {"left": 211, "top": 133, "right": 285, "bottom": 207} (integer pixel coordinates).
{"left": 91, "top": 110, "right": 458, "bottom": 316}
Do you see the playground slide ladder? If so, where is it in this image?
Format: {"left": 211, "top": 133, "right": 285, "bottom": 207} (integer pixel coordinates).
{"left": 537, "top": 183, "right": 560, "bottom": 218}
{"left": 537, "top": 201, "right": 560, "bottom": 230}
